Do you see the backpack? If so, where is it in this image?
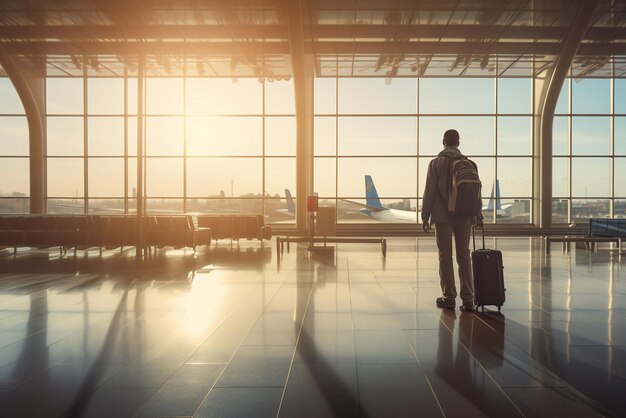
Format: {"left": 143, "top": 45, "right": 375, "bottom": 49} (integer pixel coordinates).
{"left": 442, "top": 155, "right": 482, "bottom": 216}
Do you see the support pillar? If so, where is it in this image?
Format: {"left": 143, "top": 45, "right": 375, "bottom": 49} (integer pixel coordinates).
{"left": 533, "top": 0, "right": 598, "bottom": 229}
{"left": 287, "top": 0, "right": 315, "bottom": 231}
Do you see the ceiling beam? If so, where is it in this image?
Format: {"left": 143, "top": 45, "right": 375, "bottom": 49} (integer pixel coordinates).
{"left": 2, "top": 24, "right": 626, "bottom": 42}
{"left": 1, "top": 40, "right": 625, "bottom": 56}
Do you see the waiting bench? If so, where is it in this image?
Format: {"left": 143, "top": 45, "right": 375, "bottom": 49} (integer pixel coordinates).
{"left": 0, "top": 215, "right": 212, "bottom": 256}
{"left": 196, "top": 214, "right": 271, "bottom": 242}
{"left": 546, "top": 219, "right": 626, "bottom": 254}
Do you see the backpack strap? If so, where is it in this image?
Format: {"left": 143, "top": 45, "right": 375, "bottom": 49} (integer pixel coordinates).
{"left": 434, "top": 155, "right": 458, "bottom": 206}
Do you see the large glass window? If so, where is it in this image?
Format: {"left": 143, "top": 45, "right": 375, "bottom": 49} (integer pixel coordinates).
{"left": 88, "top": 78, "right": 124, "bottom": 115}
{"left": 419, "top": 78, "right": 494, "bottom": 114}
{"left": 40, "top": 75, "right": 293, "bottom": 221}
{"left": 552, "top": 69, "right": 624, "bottom": 223}
{"left": 0, "top": 116, "right": 29, "bottom": 156}
{"left": 0, "top": 78, "right": 28, "bottom": 213}
{"left": 47, "top": 78, "right": 83, "bottom": 114}
{"left": 338, "top": 78, "right": 416, "bottom": 114}
{"left": 338, "top": 117, "right": 416, "bottom": 155}
{"left": 315, "top": 76, "right": 532, "bottom": 224}
{"left": 0, "top": 78, "right": 25, "bottom": 114}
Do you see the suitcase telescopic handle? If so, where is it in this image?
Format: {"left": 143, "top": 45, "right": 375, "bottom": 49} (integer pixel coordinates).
{"left": 472, "top": 225, "right": 486, "bottom": 251}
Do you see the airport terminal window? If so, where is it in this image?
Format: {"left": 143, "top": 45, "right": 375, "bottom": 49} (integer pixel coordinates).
{"left": 338, "top": 78, "right": 416, "bottom": 114}
{"left": 616, "top": 117, "right": 626, "bottom": 155}
{"left": 46, "top": 78, "right": 83, "bottom": 114}
{"left": 87, "top": 78, "right": 124, "bottom": 115}
{"left": 0, "top": 78, "right": 29, "bottom": 213}
{"left": 265, "top": 117, "right": 296, "bottom": 156}
{"left": 552, "top": 67, "right": 625, "bottom": 223}
{"left": 146, "top": 117, "right": 185, "bottom": 156}
{"left": 497, "top": 78, "right": 531, "bottom": 114}
{"left": 419, "top": 78, "right": 494, "bottom": 114}
{"left": 316, "top": 76, "right": 532, "bottom": 224}
{"left": 88, "top": 117, "right": 124, "bottom": 156}
{"left": 338, "top": 117, "right": 417, "bottom": 155}
{"left": 88, "top": 158, "right": 124, "bottom": 198}
{"left": 41, "top": 76, "right": 295, "bottom": 222}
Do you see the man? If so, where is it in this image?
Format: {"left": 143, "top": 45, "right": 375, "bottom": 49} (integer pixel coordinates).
{"left": 421, "top": 129, "right": 483, "bottom": 311}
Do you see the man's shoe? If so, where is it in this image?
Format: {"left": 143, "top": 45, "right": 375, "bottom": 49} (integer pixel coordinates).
{"left": 436, "top": 297, "right": 456, "bottom": 309}
{"left": 460, "top": 303, "right": 475, "bottom": 312}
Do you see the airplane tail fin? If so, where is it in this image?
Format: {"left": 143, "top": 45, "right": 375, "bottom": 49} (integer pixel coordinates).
{"left": 365, "top": 175, "right": 384, "bottom": 210}
{"left": 285, "top": 189, "right": 296, "bottom": 214}
{"left": 495, "top": 179, "right": 501, "bottom": 210}
{"left": 485, "top": 180, "right": 502, "bottom": 211}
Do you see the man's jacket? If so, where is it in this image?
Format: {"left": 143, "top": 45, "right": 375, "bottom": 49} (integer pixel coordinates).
{"left": 421, "top": 146, "right": 482, "bottom": 225}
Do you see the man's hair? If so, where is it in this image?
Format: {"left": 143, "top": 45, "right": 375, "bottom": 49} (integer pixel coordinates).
{"left": 443, "top": 129, "right": 460, "bottom": 146}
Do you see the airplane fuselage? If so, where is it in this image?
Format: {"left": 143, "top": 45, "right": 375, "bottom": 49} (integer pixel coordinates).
{"left": 368, "top": 208, "right": 417, "bottom": 223}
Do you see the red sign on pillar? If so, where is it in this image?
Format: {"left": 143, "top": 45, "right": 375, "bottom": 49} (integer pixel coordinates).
{"left": 307, "top": 195, "right": 319, "bottom": 212}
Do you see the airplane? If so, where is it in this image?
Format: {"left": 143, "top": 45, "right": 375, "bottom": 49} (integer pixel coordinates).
{"left": 285, "top": 189, "right": 296, "bottom": 214}
{"left": 483, "top": 180, "right": 512, "bottom": 218}
{"left": 344, "top": 175, "right": 508, "bottom": 223}
{"left": 347, "top": 175, "right": 418, "bottom": 223}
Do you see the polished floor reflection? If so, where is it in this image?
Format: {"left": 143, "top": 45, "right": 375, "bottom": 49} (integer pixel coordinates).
{"left": 0, "top": 238, "right": 624, "bottom": 417}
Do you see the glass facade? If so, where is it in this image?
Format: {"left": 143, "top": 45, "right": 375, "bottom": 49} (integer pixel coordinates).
{"left": 2, "top": 66, "right": 624, "bottom": 225}
{"left": 0, "top": 78, "right": 29, "bottom": 213}
{"left": 44, "top": 76, "right": 296, "bottom": 222}
{"left": 314, "top": 77, "right": 533, "bottom": 224}
{"left": 552, "top": 72, "right": 625, "bottom": 223}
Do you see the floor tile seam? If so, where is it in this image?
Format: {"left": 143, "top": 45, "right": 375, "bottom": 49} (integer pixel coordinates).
{"left": 344, "top": 258, "right": 366, "bottom": 416}
{"left": 432, "top": 315, "right": 531, "bottom": 418}
{"left": 462, "top": 317, "right": 602, "bottom": 409}
{"left": 259, "top": 275, "right": 303, "bottom": 312}
{"left": 212, "top": 383, "right": 288, "bottom": 389}
{"left": 187, "top": 314, "right": 265, "bottom": 418}
{"left": 502, "top": 385, "right": 617, "bottom": 418}
{"left": 7, "top": 273, "right": 91, "bottom": 294}
{"left": 53, "top": 289, "right": 143, "bottom": 418}
{"left": 0, "top": 306, "right": 120, "bottom": 349}
{"left": 416, "top": 363, "right": 447, "bottom": 418}
{"left": 275, "top": 269, "right": 317, "bottom": 418}
{"left": 568, "top": 343, "right": 626, "bottom": 347}
{"left": 181, "top": 282, "right": 273, "bottom": 365}
{"left": 354, "top": 361, "right": 420, "bottom": 365}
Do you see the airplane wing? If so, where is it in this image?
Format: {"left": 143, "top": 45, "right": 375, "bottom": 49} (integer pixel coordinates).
{"left": 339, "top": 199, "right": 386, "bottom": 213}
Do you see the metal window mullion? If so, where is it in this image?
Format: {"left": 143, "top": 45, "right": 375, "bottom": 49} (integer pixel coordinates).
{"left": 494, "top": 76, "right": 498, "bottom": 223}
{"left": 335, "top": 75, "right": 339, "bottom": 222}
{"left": 262, "top": 80, "right": 266, "bottom": 220}
{"left": 568, "top": 76, "right": 572, "bottom": 223}
{"left": 183, "top": 75, "right": 188, "bottom": 213}
{"left": 83, "top": 68, "right": 88, "bottom": 214}
{"left": 43, "top": 77, "right": 48, "bottom": 213}
{"left": 610, "top": 72, "right": 615, "bottom": 217}
{"left": 530, "top": 62, "right": 535, "bottom": 225}
{"left": 124, "top": 70, "right": 128, "bottom": 213}
{"left": 416, "top": 77, "right": 419, "bottom": 225}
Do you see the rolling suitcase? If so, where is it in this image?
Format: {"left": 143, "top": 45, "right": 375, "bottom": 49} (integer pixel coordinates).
{"left": 472, "top": 226, "right": 505, "bottom": 312}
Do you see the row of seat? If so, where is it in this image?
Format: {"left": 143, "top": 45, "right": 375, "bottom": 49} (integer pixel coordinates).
{"left": 0, "top": 213, "right": 272, "bottom": 255}
{"left": 0, "top": 215, "right": 212, "bottom": 254}
{"left": 196, "top": 214, "right": 272, "bottom": 241}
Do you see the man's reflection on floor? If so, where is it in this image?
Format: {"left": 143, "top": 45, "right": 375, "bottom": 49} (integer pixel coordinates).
{"left": 435, "top": 309, "right": 508, "bottom": 417}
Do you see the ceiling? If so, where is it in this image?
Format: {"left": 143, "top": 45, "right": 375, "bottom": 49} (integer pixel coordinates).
{"left": 0, "top": 0, "right": 625, "bottom": 78}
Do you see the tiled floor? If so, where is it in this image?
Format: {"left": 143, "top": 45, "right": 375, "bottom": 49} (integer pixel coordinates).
{"left": 0, "top": 237, "right": 624, "bottom": 417}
